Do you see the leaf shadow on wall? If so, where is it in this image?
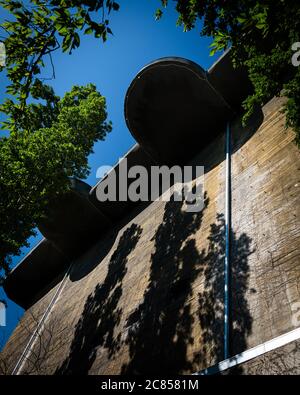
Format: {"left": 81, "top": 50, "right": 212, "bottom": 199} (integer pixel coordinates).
{"left": 193, "top": 214, "right": 255, "bottom": 372}
{"left": 55, "top": 191, "right": 254, "bottom": 375}
{"left": 120, "top": 192, "right": 209, "bottom": 374}
{"left": 55, "top": 223, "right": 143, "bottom": 375}
{"left": 121, "top": 202, "right": 254, "bottom": 374}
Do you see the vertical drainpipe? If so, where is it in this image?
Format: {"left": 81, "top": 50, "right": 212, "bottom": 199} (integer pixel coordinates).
{"left": 224, "top": 121, "right": 231, "bottom": 360}
{"left": 205, "top": 74, "right": 233, "bottom": 361}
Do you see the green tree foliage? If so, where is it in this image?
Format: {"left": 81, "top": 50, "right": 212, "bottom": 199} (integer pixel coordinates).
{"left": 0, "top": 1, "right": 119, "bottom": 279}
{"left": 0, "top": 84, "right": 111, "bottom": 280}
{"left": 0, "top": 0, "right": 119, "bottom": 106}
{"left": 157, "top": 0, "right": 300, "bottom": 145}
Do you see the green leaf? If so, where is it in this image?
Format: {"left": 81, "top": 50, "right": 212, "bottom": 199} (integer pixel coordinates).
{"left": 155, "top": 9, "right": 163, "bottom": 21}
{"left": 84, "top": 27, "right": 93, "bottom": 35}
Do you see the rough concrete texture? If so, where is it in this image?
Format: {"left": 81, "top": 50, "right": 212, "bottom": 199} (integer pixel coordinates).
{"left": 1, "top": 96, "right": 299, "bottom": 375}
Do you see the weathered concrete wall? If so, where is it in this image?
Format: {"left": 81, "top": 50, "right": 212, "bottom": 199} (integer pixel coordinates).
{"left": 231, "top": 96, "right": 300, "bottom": 356}
{"left": 223, "top": 338, "right": 300, "bottom": 375}
{"left": 1, "top": 96, "right": 300, "bottom": 375}
{"left": 0, "top": 279, "right": 64, "bottom": 374}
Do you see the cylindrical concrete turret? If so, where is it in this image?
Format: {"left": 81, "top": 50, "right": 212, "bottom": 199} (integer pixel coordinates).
{"left": 124, "top": 57, "right": 234, "bottom": 165}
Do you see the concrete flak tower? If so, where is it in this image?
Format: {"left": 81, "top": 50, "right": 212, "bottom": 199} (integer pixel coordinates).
{"left": 1, "top": 51, "right": 300, "bottom": 375}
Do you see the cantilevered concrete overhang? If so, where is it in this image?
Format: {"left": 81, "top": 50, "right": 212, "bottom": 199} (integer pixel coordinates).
{"left": 124, "top": 53, "right": 251, "bottom": 165}
{"left": 4, "top": 179, "right": 112, "bottom": 309}
{"left": 3, "top": 50, "right": 253, "bottom": 308}
{"left": 207, "top": 49, "right": 253, "bottom": 110}
{"left": 38, "top": 178, "right": 111, "bottom": 258}
{"left": 88, "top": 144, "right": 156, "bottom": 220}
{"left": 3, "top": 239, "right": 69, "bottom": 309}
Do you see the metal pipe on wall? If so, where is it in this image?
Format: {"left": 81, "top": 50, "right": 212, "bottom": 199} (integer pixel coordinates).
{"left": 224, "top": 121, "right": 232, "bottom": 360}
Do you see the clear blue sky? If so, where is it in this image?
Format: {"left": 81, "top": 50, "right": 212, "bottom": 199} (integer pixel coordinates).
{"left": 0, "top": 0, "right": 221, "bottom": 349}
